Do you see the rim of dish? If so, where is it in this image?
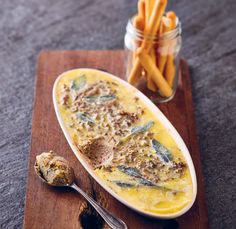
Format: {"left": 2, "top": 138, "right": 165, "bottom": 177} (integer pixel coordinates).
{"left": 52, "top": 68, "right": 197, "bottom": 219}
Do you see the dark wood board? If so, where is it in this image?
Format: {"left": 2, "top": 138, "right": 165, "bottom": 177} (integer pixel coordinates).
{"left": 24, "top": 50, "right": 209, "bottom": 229}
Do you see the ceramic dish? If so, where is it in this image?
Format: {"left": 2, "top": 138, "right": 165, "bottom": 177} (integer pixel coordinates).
{"left": 53, "top": 68, "right": 197, "bottom": 219}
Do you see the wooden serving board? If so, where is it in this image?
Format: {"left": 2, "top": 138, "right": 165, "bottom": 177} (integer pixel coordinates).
{"left": 24, "top": 50, "right": 209, "bottom": 229}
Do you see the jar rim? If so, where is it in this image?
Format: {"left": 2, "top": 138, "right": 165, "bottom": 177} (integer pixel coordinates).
{"left": 126, "top": 15, "right": 181, "bottom": 43}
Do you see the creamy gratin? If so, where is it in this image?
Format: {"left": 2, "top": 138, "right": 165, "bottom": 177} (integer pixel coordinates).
{"left": 55, "top": 69, "right": 193, "bottom": 215}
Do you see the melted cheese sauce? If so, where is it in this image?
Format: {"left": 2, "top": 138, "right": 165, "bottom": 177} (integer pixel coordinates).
{"left": 55, "top": 69, "right": 193, "bottom": 215}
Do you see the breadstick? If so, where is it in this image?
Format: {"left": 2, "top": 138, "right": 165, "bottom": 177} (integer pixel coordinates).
{"left": 166, "top": 11, "right": 177, "bottom": 26}
{"left": 145, "top": 0, "right": 154, "bottom": 26}
{"left": 147, "top": 48, "right": 158, "bottom": 91}
{"left": 145, "top": 0, "right": 156, "bottom": 91}
{"left": 133, "top": 14, "right": 144, "bottom": 31}
{"left": 138, "top": 0, "right": 146, "bottom": 21}
{"left": 131, "top": 1, "right": 146, "bottom": 83}
{"left": 165, "top": 11, "right": 177, "bottom": 87}
{"left": 165, "top": 55, "right": 175, "bottom": 87}
{"left": 132, "top": 15, "right": 142, "bottom": 60}
{"left": 142, "top": 0, "right": 167, "bottom": 52}
{"left": 157, "top": 16, "right": 172, "bottom": 74}
{"left": 132, "top": 15, "right": 144, "bottom": 67}
{"left": 129, "top": 58, "right": 143, "bottom": 85}
{"left": 138, "top": 51, "right": 172, "bottom": 97}
{"left": 128, "top": 0, "right": 167, "bottom": 84}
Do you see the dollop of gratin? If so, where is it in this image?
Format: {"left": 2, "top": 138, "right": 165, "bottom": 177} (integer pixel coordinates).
{"left": 35, "top": 150, "right": 74, "bottom": 185}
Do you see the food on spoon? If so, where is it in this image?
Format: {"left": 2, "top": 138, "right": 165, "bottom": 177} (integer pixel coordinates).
{"left": 54, "top": 69, "right": 193, "bottom": 215}
{"left": 34, "top": 150, "right": 74, "bottom": 185}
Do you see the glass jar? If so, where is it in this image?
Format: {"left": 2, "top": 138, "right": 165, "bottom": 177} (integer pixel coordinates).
{"left": 124, "top": 16, "right": 182, "bottom": 103}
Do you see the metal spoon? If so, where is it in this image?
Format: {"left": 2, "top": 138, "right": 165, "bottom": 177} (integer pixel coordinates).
{"left": 34, "top": 159, "right": 127, "bottom": 229}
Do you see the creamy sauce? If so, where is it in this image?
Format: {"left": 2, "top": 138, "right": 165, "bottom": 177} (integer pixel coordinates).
{"left": 55, "top": 69, "right": 193, "bottom": 215}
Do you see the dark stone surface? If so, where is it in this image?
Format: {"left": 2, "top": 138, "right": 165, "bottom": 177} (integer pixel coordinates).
{"left": 0, "top": 0, "right": 235, "bottom": 228}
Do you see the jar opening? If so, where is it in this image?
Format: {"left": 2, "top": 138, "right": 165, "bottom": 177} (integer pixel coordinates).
{"left": 126, "top": 15, "right": 181, "bottom": 43}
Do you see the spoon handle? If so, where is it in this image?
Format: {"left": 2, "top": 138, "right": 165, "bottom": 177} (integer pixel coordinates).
{"left": 70, "top": 183, "right": 128, "bottom": 229}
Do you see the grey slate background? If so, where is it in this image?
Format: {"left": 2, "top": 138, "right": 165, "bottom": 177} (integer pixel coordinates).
{"left": 0, "top": 0, "right": 235, "bottom": 228}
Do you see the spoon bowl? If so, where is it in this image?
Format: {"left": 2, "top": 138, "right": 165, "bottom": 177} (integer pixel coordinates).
{"left": 34, "top": 153, "right": 127, "bottom": 229}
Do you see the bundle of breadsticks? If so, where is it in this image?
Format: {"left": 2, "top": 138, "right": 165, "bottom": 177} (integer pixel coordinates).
{"left": 128, "top": 0, "right": 178, "bottom": 97}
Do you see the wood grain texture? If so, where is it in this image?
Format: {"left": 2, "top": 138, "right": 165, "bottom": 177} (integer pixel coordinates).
{"left": 24, "top": 50, "right": 209, "bottom": 229}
